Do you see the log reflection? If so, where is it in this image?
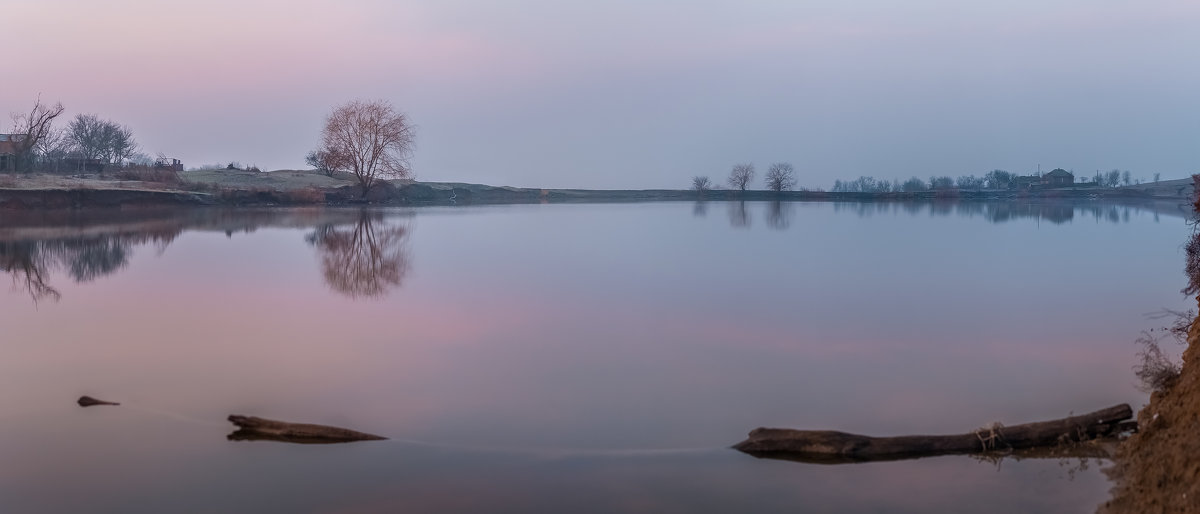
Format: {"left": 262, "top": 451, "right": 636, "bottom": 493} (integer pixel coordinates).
{"left": 307, "top": 212, "right": 410, "bottom": 299}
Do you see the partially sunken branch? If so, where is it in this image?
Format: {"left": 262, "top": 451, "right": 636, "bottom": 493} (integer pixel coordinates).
{"left": 733, "top": 404, "right": 1133, "bottom": 464}
{"left": 227, "top": 415, "right": 388, "bottom": 444}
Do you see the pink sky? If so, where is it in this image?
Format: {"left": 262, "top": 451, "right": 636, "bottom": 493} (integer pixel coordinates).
{"left": 4, "top": 0, "right": 1198, "bottom": 188}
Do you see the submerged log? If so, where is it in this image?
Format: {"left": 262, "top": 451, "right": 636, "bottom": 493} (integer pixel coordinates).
{"left": 77, "top": 396, "right": 120, "bottom": 407}
{"left": 226, "top": 415, "right": 387, "bottom": 444}
{"left": 734, "top": 404, "right": 1133, "bottom": 464}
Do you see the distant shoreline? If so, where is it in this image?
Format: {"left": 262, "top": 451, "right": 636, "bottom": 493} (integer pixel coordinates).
{"left": 0, "top": 170, "right": 1192, "bottom": 209}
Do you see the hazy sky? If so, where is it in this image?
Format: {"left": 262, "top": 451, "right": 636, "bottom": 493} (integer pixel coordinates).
{"left": 3, "top": 0, "right": 1197, "bottom": 188}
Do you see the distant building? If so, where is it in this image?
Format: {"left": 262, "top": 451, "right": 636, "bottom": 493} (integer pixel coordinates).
{"left": 154, "top": 157, "right": 184, "bottom": 172}
{"left": 1010, "top": 169, "right": 1075, "bottom": 190}
{"left": 1043, "top": 168, "right": 1074, "bottom": 187}
{"left": 0, "top": 134, "right": 27, "bottom": 172}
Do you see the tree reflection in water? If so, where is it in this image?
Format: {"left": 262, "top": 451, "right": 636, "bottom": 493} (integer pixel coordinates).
{"left": 765, "top": 201, "right": 792, "bottom": 230}
{"left": 727, "top": 201, "right": 750, "bottom": 229}
{"left": 0, "top": 235, "right": 160, "bottom": 304}
{"left": 0, "top": 241, "right": 60, "bottom": 304}
{"left": 307, "top": 212, "right": 411, "bottom": 299}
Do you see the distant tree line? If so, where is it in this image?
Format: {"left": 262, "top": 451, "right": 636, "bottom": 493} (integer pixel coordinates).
{"left": 831, "top": 168, "right": 1156, "bottom": 192}
{"left": 4, "top": 97, "right": 150, "bottom": 174}
{"left": 690, "top": 164, "right": 1164, "bottom": 195}
{"left": 692, "top": 162, "right": 805, "bottom": 193}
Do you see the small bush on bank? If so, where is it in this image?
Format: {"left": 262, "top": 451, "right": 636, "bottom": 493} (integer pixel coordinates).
{"left": 1134, "top": 309, "right": 1194, "bottom": 393}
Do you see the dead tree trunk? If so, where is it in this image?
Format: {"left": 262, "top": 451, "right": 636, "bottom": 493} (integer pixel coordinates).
{"left": 734, "top": 404, "right": 1133, "bottom": 464}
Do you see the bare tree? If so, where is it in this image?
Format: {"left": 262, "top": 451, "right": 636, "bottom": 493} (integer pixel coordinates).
{"left": 727, "top": 163, "right": 755, "bottom": 191}
{"left": 318, "top": 99, "right": 416, "bottom": 196}
{"left": 1105, "top": 169, "right": 1122, "bottom": 188}
{"left": 105, "top": 124, "right": 139, "bottom": 165}
{"left": 764, "top": 162, "right": 796, "bottom": 192}
{"left": 305, "top": 149, "right": 341, "bottom": 177}
{"left": 8, "top": 97, "right": 65, "bottom": 172}
{"left": 692, "top": 176, "right": 711, "bottom": 191}
{"left": 66, "top": 114, "right": 139, "bottom": 166}
{"left": 1122, "top": 170, "right": 1132, "bottom": 186}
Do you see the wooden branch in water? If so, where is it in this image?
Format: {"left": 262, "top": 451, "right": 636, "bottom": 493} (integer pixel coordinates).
{"left": 733, "top": 404, "right": 1133, "bottom": 464}
{"left": 77, "top": 396, "right": 119, "bottom": 407}
{"left": 227, "top": 415, "right": 387, "bottom": 444}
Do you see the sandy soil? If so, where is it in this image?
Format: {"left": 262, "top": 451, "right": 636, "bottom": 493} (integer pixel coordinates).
{"left": 1100, "top": 302, "right": 1200, "bottom": 512}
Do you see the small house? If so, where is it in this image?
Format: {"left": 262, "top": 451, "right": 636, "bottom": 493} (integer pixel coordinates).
{"left": 0, "top": 134, "right": 26, "bottom": 172}
{"left": 1043, "top": 168, "right": 1074, "bottom": 187}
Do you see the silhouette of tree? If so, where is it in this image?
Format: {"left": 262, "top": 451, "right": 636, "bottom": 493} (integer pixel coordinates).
{"left": 8, "top": 97, "right": 65, "bottom": 172}
{"left": 727, "top": 163, "right": 755, "bottom": 191}
{"left": 308, "top": 213, "right": 410, "bottom": 299}
{"left": 692, "top": 176, "right": 711, "bottom": 191}
{"left": 316, "top": 99, "right": 416, "bottom": 196}
{"left": 764, "top": 162, "right": 796, "bottom": 192}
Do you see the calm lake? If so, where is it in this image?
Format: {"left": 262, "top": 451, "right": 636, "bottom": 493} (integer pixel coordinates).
{"left": 0, "top": 200, "right": 1192, "bottom": 513}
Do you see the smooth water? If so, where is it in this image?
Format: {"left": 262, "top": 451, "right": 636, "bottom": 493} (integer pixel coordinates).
{"left": 0, "top": 200, "right": 1191, "bottom": 513}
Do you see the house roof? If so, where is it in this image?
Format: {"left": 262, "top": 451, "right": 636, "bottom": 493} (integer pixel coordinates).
{"left": 0, "top": 134, "right": 25, "bottom": 154}
{"left": 1045, "top": 168, "right": 1073, "bottom": 177}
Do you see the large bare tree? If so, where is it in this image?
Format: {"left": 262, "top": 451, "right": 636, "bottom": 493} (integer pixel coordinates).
{"left": 318, "top": 100, "right": 416, "bottom": 196}
{"left": 764, "top": 162, "right": 796, "bottom": 192}
{"left": 8, "top": 97, "right": 65, "bottom": 172}
{"left": 727, "top": 163, "right": 755, "bottom": 191}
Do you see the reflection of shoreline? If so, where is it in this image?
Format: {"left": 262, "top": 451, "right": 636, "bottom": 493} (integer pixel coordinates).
{"left": 695, "top": 199, "right": 1183, "bottom": 229}
{"left": 0, "top": 208, "right": 413, "bottom": 303}
{"left": 824, "top": 199, "right": 1185, "bottom": 225}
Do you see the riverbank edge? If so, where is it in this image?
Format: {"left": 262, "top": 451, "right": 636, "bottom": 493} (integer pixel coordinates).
{"left": 1099, "top": 302, "right": 1200, "bottom": 513}
{"left": 0, "top": 183, "right": 1182, "bottom": 209}
{"left": 1100, "top": 177, "right": 1200, "bottom": 513}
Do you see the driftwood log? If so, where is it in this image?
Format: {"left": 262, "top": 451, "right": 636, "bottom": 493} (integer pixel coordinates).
{"left": 227, "top": 415, "right": 387, "bottom": 444}
{"left": 734, "top": 404, "right": 1134, "bottom": 464}
{"left": 77, "top": 396, "right": 120, "bottom": 407}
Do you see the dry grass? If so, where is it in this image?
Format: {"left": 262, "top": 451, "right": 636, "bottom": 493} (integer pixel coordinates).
{"left": 113, "top": 167, "right": 182, "bottom": 184}
{"left": 1133, "top": 309, "right": 1193, "bottom": 393}
{"left": 180, "top": 169, "right": 354, "bottom": 191}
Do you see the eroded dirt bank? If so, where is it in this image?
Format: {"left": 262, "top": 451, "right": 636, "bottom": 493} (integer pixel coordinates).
{"left": 1101, "top": 180, "right": 1200, "bottom": 512}
{"left": 1101, "top": 306, "right": 1200, "bottom": 513}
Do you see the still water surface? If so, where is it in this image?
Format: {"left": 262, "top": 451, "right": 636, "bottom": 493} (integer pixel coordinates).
{"left": 0, "top": 201, "right": 1192, "bottom": 513}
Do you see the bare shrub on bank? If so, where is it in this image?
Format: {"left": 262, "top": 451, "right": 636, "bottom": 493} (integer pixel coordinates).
{"left": 1133, "top": 309, "right": 1194, "bottom": 393}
